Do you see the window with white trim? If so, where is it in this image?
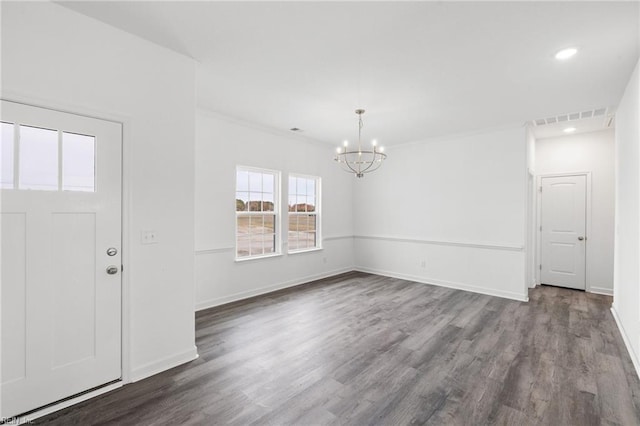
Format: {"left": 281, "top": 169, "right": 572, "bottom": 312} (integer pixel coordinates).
{"left": 236, "top": 167, "right": 279, "bottom": 259}
{"left": 288, "top": 174, "right": 320, "bottom": 252}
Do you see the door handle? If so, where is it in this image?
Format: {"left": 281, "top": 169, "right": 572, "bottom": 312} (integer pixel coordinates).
{"left": 106, "top": 265, "right": 119, "bottom": 275}
{"left": 578, "top": 236, "right": 585, "bottom": 241}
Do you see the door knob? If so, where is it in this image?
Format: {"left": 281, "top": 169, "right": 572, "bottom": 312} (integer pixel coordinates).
{"left": 106, "top": 265, "right": 119, "bottom": 275}
{"left": 578, "top": 236, "right": 584, "bottom": 241}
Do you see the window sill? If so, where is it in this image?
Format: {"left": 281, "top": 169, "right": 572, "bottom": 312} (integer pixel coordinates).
{"left": 235, "top": 253, "right": 283, "bottom": 263}
{"left": 287, "top": 247, "right": 323, "bottom": 255}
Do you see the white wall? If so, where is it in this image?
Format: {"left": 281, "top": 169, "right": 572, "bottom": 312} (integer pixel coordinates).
{"left": 353, "top": 126, "right": 528, "bottom": 301}
{"left": 194, "top": 109, "right": 354, "bottom": 309}
{"left": 535, "top": 129, "right": 616, "bottom": 294}
{"left": 2, "top": 2, "right": 197, "bottom": 382}
{"left": 526, "top": 126, "right": 537, "bottom": 288}
{"left": 612, "top": 58, "right": 640, "bottom": 377}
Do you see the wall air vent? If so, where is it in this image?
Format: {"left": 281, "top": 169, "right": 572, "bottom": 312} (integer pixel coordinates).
{"left": 533, "top": 107, "right": 613, "bottom": 127}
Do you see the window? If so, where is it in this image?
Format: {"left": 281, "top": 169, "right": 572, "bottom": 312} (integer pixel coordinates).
{"left": 0, "top": 122, "right": 96, "bottom": 192}
{"left": 236, "top": 167, "right": 279, "bottom": 259}
{"left": 288, "top": 174, "right": 320, "bottom": 252}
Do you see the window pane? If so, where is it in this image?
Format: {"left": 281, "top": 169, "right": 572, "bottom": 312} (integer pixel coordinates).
{"left": 236, "top": 192, "right": 249, "bottom": 211}
{"left": 288, "top": 214, "right": 299, "bottom": 232}
{"left": 297, "top": 177, "right": 307, "bottom": 196}
{"left": 19, "top": 125, "right": 58, "bottom": 191}
{"left": 306, "top": 179, "right": 315, "bottom": 197}
{"left": 237, "top": 170, "right": 249, "bottom": 191}
{"left": 62, "top": 132, "right": 95, "bottom": 192}
{"left": 263, "top": 192, "right": 274, "bottom": 211}
{"left": 288, "top": 238, "right": 299, "bottom": 251}
{"left": 288, "top": 214, "right": 302, "bottom": 251}
{"left": 264, "top": 215, "right": 275, "bottom": 233}
{"left": 237, "top": 215, "right": 250, "bottom": 235}
{"left": 306, "top": 196, "right": 316, "bottom": 212}
{"left": 302, "top": 232, "right": 316, "bottom": 248}
{"left": 249, "top": 192, "right": 261, "bottom": 211}
{"left": 249, "top": 172, "right": 262, "bottom": 192}
{"left": 1, "top": 122, "right": 14, "bottom": 189}
{"left": 263, "top": 173, "right": 274, "bottom": 194}
{"left": 250, "top": 215, "right": 264, "bottom": 233}
{"left": 288, "top": 176, "right": 296, "bottom": 196}
{"left": 288, "top": 195, "right": 296, "bottom": 212}
{"left": 250, "top": 234, "right": 264, "bottom": 256}
{"left": 300, "top": 215, "right": 317, "bottom": 232}
{"left": 237, "top": 236, "right": 250, "bottom": 257}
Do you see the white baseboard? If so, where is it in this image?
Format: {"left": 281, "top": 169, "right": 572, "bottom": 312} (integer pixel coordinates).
{"left": 130, "top": 346, "right": 199, "bottom": 382}
{"left": 354, "top": 266, "right": 529, "bottom": 302}
{"left": 589, "top": 286, "right": 613, "bottom": 296}
{"left": 195, "top": 267, "right": 354, "bottom": 311}
{"left": 610, "top": 306, "right": 640, "bottom": 380}
{"left": 16, "top": 381, "right": 122, "bottom": 424}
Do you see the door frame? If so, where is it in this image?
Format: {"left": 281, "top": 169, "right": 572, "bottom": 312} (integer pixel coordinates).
{"left": 535, "top": 171, "right": 592, "bottom": 291}
{"left": 1, "top": 91, "right": 132, "bottom": 417}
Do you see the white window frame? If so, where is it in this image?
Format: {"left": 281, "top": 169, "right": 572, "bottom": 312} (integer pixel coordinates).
{"left": 287, "top": 173, "right": 321, "bottom": 254}
{"left": 235, "top": 165, "right": 281, "bottom": 261}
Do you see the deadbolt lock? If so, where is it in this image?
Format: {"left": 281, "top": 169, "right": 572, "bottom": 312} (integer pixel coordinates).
{"left": 107, "top": 247, "right": 118, "bottom": 256}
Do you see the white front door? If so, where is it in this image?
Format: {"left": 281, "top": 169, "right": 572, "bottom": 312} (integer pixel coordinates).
{"left": 540, "top": 175, "right": 587, "bottom": 290}
{"left": 1, "top": 101, "right": 122, "bottom": 417}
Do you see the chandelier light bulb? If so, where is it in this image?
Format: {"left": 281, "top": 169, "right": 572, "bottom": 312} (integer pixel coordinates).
{"left": 555, "top": 47, "right": 578, "bottom": 60}
{"left": 336, "top": 147, "right": 342, "bottom": 153}
{"left": 343, "top": 140, "right": 349, "bottom": 147}
{"left": 372, "top": 140, "right": 378, "bottom": 146}
{"left": 379, "top": 146, "right": 385, "bottom": 152}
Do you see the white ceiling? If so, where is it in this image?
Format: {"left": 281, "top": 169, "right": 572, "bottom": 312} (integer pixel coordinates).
{"left": 59, "top": 1, "right": 639, "bottom": 145}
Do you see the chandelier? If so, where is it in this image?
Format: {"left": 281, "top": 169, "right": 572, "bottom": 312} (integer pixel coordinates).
{"left": 334, "top": 109, "right": 386, "bottom": 178}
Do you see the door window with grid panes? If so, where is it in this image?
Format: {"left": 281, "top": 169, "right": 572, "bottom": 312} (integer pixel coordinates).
{"left": 1, "top": 122, "right": 96, "bottom": 192}
{"left": 288, "top": 174, "right": 320, "bottom": 252}
{"left": 236, "top": 167, "right": 279, "bottom": 259}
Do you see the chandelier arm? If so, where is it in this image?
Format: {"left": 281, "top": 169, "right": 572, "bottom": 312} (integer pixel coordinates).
{"left": 366, "top": 158, "right": 384, "bottom": 173}
{"left": 362, "top": 152, "right": 387, "bottom": 174}
{"left": 358, "top": 158, "right": 377, "bottom": 174}
{"left": 341, "top": 155, "right": 362, "bottom": 175}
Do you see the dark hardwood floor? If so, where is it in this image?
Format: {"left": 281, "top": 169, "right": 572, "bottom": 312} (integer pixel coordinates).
{"left": 37, "top": 272, "right": 640, "bottom": 425}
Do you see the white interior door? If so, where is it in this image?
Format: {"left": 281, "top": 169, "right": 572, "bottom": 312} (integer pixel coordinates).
{"left": 1, "top": 101, "right": 122, "bottom": 417}
{"left": 540, "top": 175, "right": 587, "bottom": 290}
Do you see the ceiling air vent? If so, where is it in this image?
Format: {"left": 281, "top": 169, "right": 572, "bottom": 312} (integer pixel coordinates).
{"left": 533, "top": 107, "right": 613, "bottom": 127}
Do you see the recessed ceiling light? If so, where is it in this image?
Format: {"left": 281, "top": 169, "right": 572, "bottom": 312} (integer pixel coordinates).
{"left": 555, "top": 48, "right": 578, "bottom": 60}
{"left": 563, "top": 127, "right": 577, "bottom": 133}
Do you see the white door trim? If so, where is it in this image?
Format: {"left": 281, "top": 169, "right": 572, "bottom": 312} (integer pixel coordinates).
{"left": 535, "top": 171, "right": 593, "bottom": 292}
{"left": 0, "top": 93, "right": 133, "bottom": 413}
